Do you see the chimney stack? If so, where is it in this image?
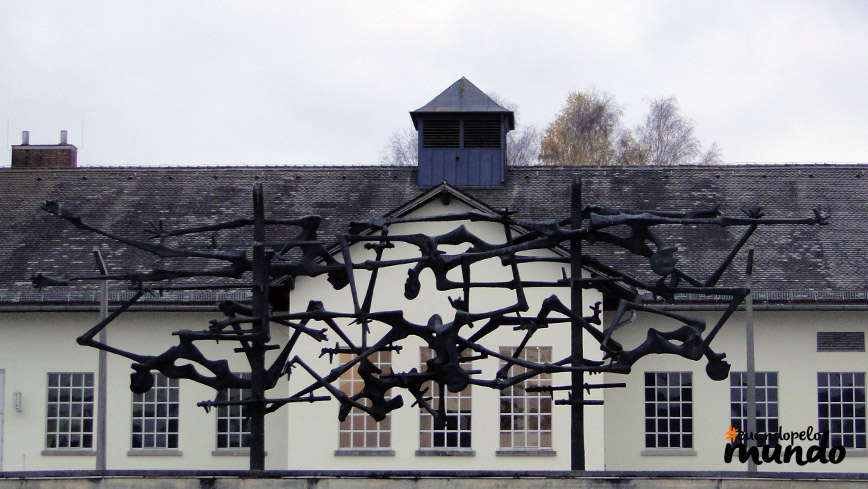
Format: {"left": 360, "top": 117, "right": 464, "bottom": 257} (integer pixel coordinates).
{"left": 10, "top": 130, "right": 78, "bottom": 169}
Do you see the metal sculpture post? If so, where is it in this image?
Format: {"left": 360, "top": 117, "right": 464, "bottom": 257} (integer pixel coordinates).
{"left": 249, "top": 186, "right": 268, "bottom": 469}
{"left": 34, "top": 177, "right": 827, "bottom": 471}
{"left": 745, "top": 249, "right": 758, "bottom": 472}
{"left": 570, "top": 175, "right": 585, "bottom": 470}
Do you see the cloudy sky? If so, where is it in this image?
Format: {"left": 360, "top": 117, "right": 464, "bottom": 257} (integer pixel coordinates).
{"left": 2, "top": 1, "right": 866, "bottom": 166}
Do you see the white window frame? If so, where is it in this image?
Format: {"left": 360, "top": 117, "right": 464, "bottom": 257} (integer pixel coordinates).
{"left": 131, "top": 372, "right": 179, "bottom": 450}
{"left": 337, "top": 351, "right": 392, "bottom": 450}
{"left": 730, "top": 371, "right": 779, "bottom": 446}
{"left": 216, "top": 373, "right": 251, "bottom": 450}
{"left": 644, "top": 371, "right": 693, "bottom": 449}
{"left": 498, "top": 346, "right": 553, "bottom": 450}
{"left": 818, "top": 372, "right": 867, "bottom": 449}
{"left": 45, "top": 372, "right": 94, "bottom": 450}
{"left": 419, "top": 347, "right": 472, "bottom": 450}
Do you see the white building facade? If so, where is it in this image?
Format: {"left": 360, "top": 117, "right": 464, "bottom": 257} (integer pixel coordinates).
{"left": 0, "top": 165, "right": 866, "bottom": 474}
{"left": 1, "top": 80, "right": 866, "bottom": 473}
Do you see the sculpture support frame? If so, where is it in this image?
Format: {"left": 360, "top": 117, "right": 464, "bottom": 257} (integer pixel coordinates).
{"left": 570, "top": 175, "right": 585, "bottom": 470}
{"left": 32, "top": 176, "right": 828, "bottom": 470}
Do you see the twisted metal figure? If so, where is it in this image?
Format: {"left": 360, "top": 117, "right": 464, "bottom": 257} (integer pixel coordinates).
{"left": 33, "top": 179, "right": 827, "bottom": 469}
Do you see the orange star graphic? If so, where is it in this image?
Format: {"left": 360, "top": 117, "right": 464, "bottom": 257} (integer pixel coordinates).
{"left": 725, "top": 425, "right": 740, "bottom": 443}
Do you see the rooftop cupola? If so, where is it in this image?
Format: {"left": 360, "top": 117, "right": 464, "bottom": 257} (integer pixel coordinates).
{"left": 411, "top": 77, "right": 514, "bottom": 187}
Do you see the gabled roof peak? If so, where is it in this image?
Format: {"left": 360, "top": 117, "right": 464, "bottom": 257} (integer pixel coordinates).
{"left": 411, "top": 77, "right": 515, "bottom": 129}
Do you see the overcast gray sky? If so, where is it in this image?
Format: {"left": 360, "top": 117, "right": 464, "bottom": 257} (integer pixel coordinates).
{"left": 2, "top": 1, "right": 867, "bottom": 167}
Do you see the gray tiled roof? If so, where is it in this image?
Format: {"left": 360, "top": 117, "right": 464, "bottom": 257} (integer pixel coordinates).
{"left": 0, "top": 164, "right": 863, "bottom": 305}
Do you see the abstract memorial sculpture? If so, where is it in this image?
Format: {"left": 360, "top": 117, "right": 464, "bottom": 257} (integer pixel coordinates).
{"left": 33, "top": 177, "right": 827, "bottom": 470}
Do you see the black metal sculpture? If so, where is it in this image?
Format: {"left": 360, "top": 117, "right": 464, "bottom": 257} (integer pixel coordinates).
{"left": 33, "top": 177, "right": 827, "bottom": 470}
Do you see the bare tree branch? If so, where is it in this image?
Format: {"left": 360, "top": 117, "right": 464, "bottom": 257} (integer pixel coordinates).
{"left": 378, "top": 127, "right": 418, "bottom": 166}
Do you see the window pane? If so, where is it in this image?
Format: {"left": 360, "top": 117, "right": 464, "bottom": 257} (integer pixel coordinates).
{"left": 817, "top": 371, "right": 865, "bottom": 449}
{"left": 420, "top": 347, "right": 472, "bottom": 449}
{"left": 729, "top": 371, "right": 779, "bottom": 446}
{"left": 645, "top": 372, "right": 692, "bottom": 449}
{"left": 46, "top": 372, "right": 95, "bottom": 449}
{"left": 131, "top": 372, "right": 180, "bottom": 450}
{"left": 498, "top": 347, "right": 552, "bottom": 449}
{"left": 337, "top": 351, "right": 393, "bottom": 449}
{"left": 215, "top": 373, "right": 250, "bottom": 449}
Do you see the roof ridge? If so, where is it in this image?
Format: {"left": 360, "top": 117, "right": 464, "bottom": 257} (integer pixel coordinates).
{"left": 0, "top": 164, "right": 419, "bottom": 171}
{"left": 5, "top": 163, "right": 868, "bottom": 172}
{"left": 506, "top": 163, "right": 868, "bottom": 170}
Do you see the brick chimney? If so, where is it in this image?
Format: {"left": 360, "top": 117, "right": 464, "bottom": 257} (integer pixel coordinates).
{"left": 11, "top": 130, "right": 77, "bottom": 168}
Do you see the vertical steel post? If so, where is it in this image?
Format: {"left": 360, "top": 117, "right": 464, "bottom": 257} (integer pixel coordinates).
{"left": 745, "top": 249, "right": 757, "bottom": 472}
{"left": 93, "top": 248, "right": 108, "bottom": 471}
{"left": 249, "top": 183, "right": 269, "bottom": 470}
{"left": 570, "top": 174, "right": 585, "bottom": 471}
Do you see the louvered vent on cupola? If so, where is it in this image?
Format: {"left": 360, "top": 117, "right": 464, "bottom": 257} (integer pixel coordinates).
{"left": 422, "top": 120, "right": 459, "bottom": 148}
{"left": 464, "top": 120, "right": 501, "bottom": 148}
{"left": 411, "top": 77, "right": 514, "bottom": 187}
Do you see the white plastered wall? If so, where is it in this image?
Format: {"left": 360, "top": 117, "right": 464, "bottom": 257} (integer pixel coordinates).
{"left": 287, "top": 198, "right": 605, "bottom": 471}
{"left": 0, "top": 311, "right": 289, "bottom": 471}
{"left": 603, "top": 309, "right": 868, "bottom": 473}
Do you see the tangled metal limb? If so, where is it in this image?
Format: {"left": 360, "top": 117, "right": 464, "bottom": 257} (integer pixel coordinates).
{"left": 34, "top": 178, "right": 827, "bottom": 470}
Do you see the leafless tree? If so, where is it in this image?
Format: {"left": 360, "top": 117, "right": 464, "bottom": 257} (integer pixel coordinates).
{"left": 377, "top": 127, "right": 418, "bottom": 166}
{"left": 698, "top": 142, "right": 723, "bottom": 165}
{"left": 489, "top": 93, "right": 541, "bottom": 166}
{"left": 507, "top": 124, "right": 541, "bottom": 166}
{"left": 637, "top": 96, "right": 720, "bottom": 165}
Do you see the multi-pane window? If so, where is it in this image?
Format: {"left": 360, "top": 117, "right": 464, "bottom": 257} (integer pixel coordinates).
{"left": 644, "top": 372, "right": 693, "bottom": 449}
{"left": 419, "top": 348, "right": 472, "bottom": 449}
{"left": 46, "top": 372, "right": 94, "bottom": 449}
{"left": 338, "top": 351, "right": 392, "bottom": 449}
{"left": 818, "top": 372, "right": 867, "bottom": 449}
{"left": 216, "top": 373, "right": 250, "bottom": 450}
{"left": 499, "top": 347, "right": 552, "bottom": 449}
{"left": 131, "top": 372, "right": 179, "bottom": 449}
{"left": 730, "top": 372, "right": 779, "bottom": 446}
